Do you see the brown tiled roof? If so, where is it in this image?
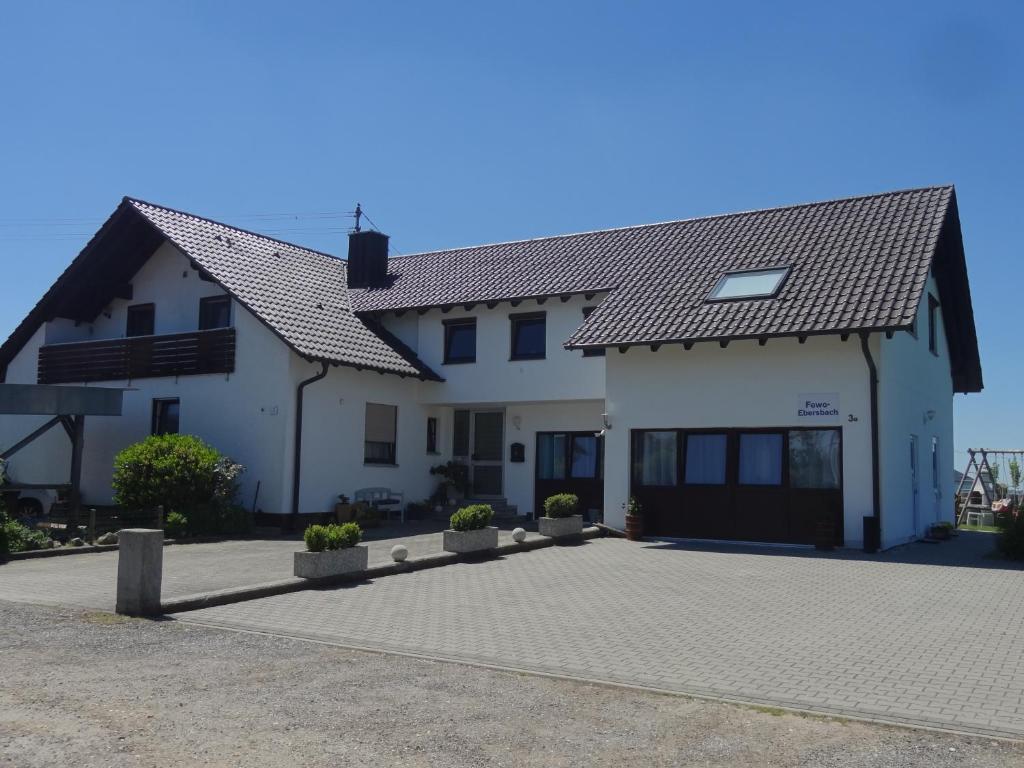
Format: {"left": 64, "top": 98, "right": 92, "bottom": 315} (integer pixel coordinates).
{"left": 351, "top": 185, "right": 981, "bottom": 392}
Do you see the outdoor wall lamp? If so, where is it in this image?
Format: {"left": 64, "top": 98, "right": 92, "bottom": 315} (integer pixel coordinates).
{"left": 923, "top": 409, "right": 936, "bottom": 424}
{"left": 512, "top": 414, "right": 522, "bottom": 430}
{"left": 602, "top": 413, "right": 612, "bottom": 430}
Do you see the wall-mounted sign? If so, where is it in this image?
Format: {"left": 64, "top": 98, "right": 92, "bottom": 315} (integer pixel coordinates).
{"left": 798, "top": 393, "right": 840, "bottom": 422}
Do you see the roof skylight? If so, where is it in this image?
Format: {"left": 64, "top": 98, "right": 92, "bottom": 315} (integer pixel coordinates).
{"left": 708, "top": 267, "right": 789, "bottom": 301}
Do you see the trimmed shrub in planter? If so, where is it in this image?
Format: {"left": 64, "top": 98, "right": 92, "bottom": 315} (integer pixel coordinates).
{"left": 539, "top": 493, "right": 583, "bottom": 539}
{"left": 444, "top": 504, "right": 498, "bottom": 553}
{"left": 295, "top": 522, "right": 367, "bottom": 578}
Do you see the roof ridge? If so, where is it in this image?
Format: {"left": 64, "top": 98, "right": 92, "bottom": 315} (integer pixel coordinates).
{"left": 386, "top": 184, "right": 954, "bottom": 262}
{"left": 125, "top": 196, "right": 343, "bottom": 263}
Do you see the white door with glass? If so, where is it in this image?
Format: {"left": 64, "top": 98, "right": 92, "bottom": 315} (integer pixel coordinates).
{"left": 453, "top": 409, "right": 504, "bottom": 497}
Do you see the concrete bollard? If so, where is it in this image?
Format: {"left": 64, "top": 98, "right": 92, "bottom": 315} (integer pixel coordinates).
{"left": 115, "top": 529, "right": 164, "bottom": 616}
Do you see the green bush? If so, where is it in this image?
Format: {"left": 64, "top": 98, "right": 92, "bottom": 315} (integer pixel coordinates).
{"left": 0, "top": 510, "right": 51, "bottom": 554}
{"left": 112, "top": 435, "right": 247, "bottom": 535}
{"left": 305, "top": 522, "right": 362, "bottom": 552}
{"left": 164, "top": 511, "right": 189, "bottom": 539}
{"left": 998, "top": 514, "right": 1024, "bottom": 560}
{"left": 543, "top": 493, "right": 579, "bottom": 519}
{"left": 304, "top": 524, "right": 330, "bottom": 552}
{"left": 327, "top": 522, "right": 362, "bottom": 550}
{"left": 450, "top": 503, "right": 493, "bottom": 532}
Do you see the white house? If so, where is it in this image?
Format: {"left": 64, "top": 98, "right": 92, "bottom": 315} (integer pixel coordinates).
{"left": 0, "top": 186, "right": 982, "bottom": 550}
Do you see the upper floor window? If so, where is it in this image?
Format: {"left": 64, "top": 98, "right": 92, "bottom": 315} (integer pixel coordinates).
{"left": 581, "top": 307, "right": 605, "bottom": 357}
{"left": 199, "top": 295, "right": 231, "bottom": 330}
{"left": 708, "top": 267, "right": 789, "bottom": 301}
{"left": 126, "top": 304, "right": 154, "bottom": 337}
{"left": 364, "top": 402, "right": 397, "bottom": 465}
{"left": 510, "top": 312, "right": 546, "bottom": 360}
{"left": 928, "top": 295, "right": 940, "bottom": 355}
{"left": 443, "top": 318, "right": 476, "bottom": 364}
{"left": 152, "top": 398, "right": 180, "bottom": 435}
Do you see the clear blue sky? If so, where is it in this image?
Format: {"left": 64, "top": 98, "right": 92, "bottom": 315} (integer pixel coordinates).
{"left": 1, "top": 1, "right": 1021, "bottom": 470}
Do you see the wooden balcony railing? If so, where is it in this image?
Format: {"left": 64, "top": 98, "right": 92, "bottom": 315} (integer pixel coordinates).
{"left": 38, "top": 328, "right": 236, "bottom": 385}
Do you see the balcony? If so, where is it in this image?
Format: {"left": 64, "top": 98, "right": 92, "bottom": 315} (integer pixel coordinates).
{"left": 38, "top": 328, "right": 235, "bottom": 385}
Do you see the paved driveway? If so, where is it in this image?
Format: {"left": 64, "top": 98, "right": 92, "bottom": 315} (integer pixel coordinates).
{"left": 175, "top": 534, "right": 1024, "bottom": 739}
{"left": 0, "top": 522, "right": 542, "bottom": 610}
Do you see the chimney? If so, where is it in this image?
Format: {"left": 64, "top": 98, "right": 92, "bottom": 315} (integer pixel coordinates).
{"left": 347, "top": 230, "right": 389, "bottom": 289}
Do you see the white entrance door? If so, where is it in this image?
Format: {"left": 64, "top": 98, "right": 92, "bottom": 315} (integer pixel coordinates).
{"left": 910, "top": 434, "right": 920, "bottom": 536}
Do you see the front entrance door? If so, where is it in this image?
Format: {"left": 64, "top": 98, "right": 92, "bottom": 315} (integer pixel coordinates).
{"left": 470, "top": 410, "right": 504, "bottom": 497}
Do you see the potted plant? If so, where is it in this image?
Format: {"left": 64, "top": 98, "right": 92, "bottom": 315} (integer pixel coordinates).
{"left": 624, "top": 496, "right": 643, "bottom": 541}
{"left": 930, "top": 520, "right": 954, "bottom": 540}
{"left": 538, "top": 493, "right": 583, "bottom": 539}
{"left": 431, "top": 461, "right": 470, "bottom": 504}
{"left": 294, "top": 522, "right": 368, "bottom": 578}
{"left": 443, "top": 504, "right": 498, "bottom": 553}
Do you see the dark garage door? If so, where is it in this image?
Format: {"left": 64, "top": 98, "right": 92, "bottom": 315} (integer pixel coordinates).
{"left": 630, "top": 427, "right": 842, "bottom": 546}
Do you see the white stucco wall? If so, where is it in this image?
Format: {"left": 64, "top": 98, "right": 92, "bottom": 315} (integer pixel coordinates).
{"left": 877, "top": 274, "right": 955, "bottom": 545}
{"left": 602, "top": 336, "right": 876, "bottom": 547}
{"left": 287, "top": 358, "right": 444, "bottom": 514}
{"left": 0, "top": 244, "right": 294, "bottom": 514}
{"left": 381, "top": 294, "right": 607, "bottom": 405}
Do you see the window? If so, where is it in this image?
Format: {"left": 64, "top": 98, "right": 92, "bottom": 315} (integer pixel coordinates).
{"left": 789, "top": 429, "right": 840, "bottom": 489}
{"left": 928, "top": 295, "right": 940, "bottom": 355}
{"left": 684, "top": 433, "right": 727, "bottom": 484}
{"left": 931, "top": 437, "right": 940, "bottom": 495}
{"left": 538, "top": 433, "right": 568, "bottom": 480}
{"left": 708, "top": 267, "right": 788, "bottom": 301}
{"left": 581, "top": 307, "right": 605, "bottom": 357}
{"left": 199, "top": 295, "right": 231, "bottom": 330}
{"left": 443, "top": 319, "right": 476, "bottom": 364}
{"left": 510, "top": 312, "right": 546, "bottom": 360}
{"left": 453, "top": 410, "right": 470, "bottom": 456}
{"left": 151, "top": 398, "right": 180, "bottom": 435}
{"left": 570, "top": 434, "right": 600, "bottom": 478}
{"left": 126, "top": 304, "right": 155, "bottom": 337}
{"left": 738, "top": 433, "right": 783, "bottom": 485}
{"left": 364, "top": 403, "right": 397, "bottom": 464}
{"left": 633, "top": 431, "right": 678, "bottom": 486}
{"left": 426, "top": 416, "right": 439, "bottom": 454}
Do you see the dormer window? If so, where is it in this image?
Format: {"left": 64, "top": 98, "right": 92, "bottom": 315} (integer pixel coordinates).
{"left": 707, "top": 267, "right": 789, "bottom": 301}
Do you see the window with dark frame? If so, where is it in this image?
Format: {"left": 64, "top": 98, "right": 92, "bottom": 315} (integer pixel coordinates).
{"left": 537, "top": 432, "right": 601, "bottom": 480}
{"left": 126, "top": 304, "right": 155, "bottom": 337}
{"left": 928, "top": 295, "right": 939, "bottom": 355}
{"left": 427, "top": 416, "right": 439, "bottom": 454}
{"left": 199, "top": 295, "right": 231, "bottom": 330}
{"left": 581, "top": 307, "right": 605, "bottom": 357}
{"left": 364, "top": 403, "right": 397, "bottom": 465}
{"left": 151, "top": 398, "right": 180, "bottom": 435}
{"left": 510, "top": 312, "right": 546, "bottom": 360}
{"left": 443, "top": 318, "right": 476, "bottom": 364}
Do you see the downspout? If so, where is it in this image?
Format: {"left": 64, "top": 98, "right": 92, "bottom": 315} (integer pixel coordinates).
{"left": 290, "top": 360, "right": 329, "bottom": 528}
{"left": 859, "top": 332, "right": 881, "bottom": 552}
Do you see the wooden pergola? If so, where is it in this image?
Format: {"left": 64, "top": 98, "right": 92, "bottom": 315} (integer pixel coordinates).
{"left": 0, "top": 384, "right": 123, "bottom": 532}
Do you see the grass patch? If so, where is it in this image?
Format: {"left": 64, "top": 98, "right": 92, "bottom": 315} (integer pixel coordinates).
{"left": 81, "top": 611, "right": 132, "bottom": 625}
{"left": 958, "top": 524, "right": 1001, "bottom": 534}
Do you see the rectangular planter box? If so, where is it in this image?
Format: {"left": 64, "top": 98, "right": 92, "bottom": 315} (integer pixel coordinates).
{"left": 538, "top": 514, "right": 583, "bottom": 539}
{"left": 294, "top": 545, "right": 368, "bottom": 579}
{"left": 443, "top": 526, "right": 499, "bottom": 554}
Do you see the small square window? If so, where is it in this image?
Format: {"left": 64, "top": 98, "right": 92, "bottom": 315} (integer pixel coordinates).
{"left": 708, "top": 267, "right": 789, "bottom": 301}
{"left": 581, "top": 307, "right": 605, "bottom": 357}
{"left": 510, "top": 313, "right": 546, "bottom": 360}
{"left": 152, "top": 398, "right": 180, "bottom": 435}
{"left": 199, "top": 295, "right": 231, "bottom": 330}
{"left": 443, "top": 319, "right": 476, "bottom": 364}
{"left": 126, "top": 304, "right": 155, "bottom": 337}
{"left": 426, "top": 416, "right": 439, "bottom": 454}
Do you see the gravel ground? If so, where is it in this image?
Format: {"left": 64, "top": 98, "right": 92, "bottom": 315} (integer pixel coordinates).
{"left": 1, "top": 602, "right": 1021, "bottom": 767}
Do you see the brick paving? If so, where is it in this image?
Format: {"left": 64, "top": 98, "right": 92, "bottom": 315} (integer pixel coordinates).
{"left": 174, "top": 533, "right": 1024, "bottom": 739}
{"left": 0, "top": 522, "right": 542, "bottom": 610}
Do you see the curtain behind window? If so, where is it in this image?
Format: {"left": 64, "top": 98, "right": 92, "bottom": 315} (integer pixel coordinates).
{"left": 789, "top": 430, "right": 840, "bottom": 489}
{"left": 640, "top": 431, "right": 677, "bottom": 486}
{"left": 739, "top": 433, "right": 783, "bottom": 485}
{"left": 685, "top": 434, "right": 727, "bottom": 484}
